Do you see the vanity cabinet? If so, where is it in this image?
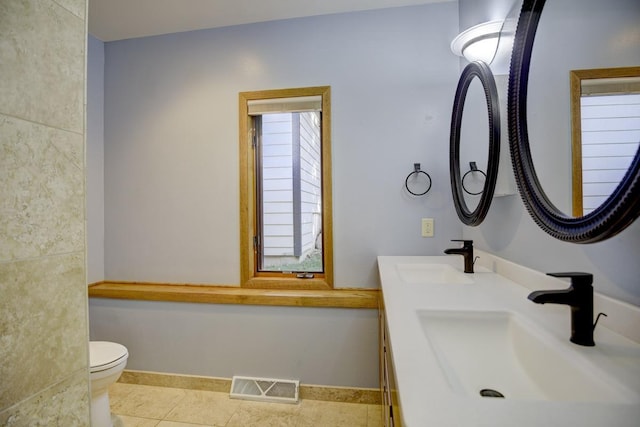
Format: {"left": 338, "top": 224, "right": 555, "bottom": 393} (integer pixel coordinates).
{"left": 379, "top": 297, "right": 403, "bottom": 427}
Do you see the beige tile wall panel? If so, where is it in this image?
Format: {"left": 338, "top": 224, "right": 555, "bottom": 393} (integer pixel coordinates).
{"left": 0, "top": 369, "right": 90, "bottom": 426}
{"left": 0, "top": 115, "right": 84, "bottom": 261}
{"left": 0, "top": 0, "right": 85, "bottom": 133}
{"left": 52, "top": 0, "right": 86, "bottom": 19}
{"left": 0, "top": 0, "right": 89, "bottom": 424}
{"left": 0, "top": 253, "right": 88, "bottom": 409}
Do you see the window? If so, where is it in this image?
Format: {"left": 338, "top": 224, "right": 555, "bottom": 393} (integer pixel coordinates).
{"left": 239, "top": 87, "right": 333, "bottom": 289}
{"left": 571, "top": 68, "right": 640, "bottom": 216}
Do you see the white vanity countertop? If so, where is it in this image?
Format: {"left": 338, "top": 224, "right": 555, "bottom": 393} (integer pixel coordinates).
{"left": 378, "top": 252, "right": 640, "bottom": 427}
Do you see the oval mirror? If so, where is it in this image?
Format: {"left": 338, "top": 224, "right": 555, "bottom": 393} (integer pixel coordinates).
{"left": 508, "top": 0, "right": 640, "bottom": 242}
{"left": 450, "top": 61, "right": 501, "bottom": 226}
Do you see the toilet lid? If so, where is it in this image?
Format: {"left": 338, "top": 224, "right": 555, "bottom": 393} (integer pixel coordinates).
{"left": 90, "top": 341, "right": 128, "bottom": 372}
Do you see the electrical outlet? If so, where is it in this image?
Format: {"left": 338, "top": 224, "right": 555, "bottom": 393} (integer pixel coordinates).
{"left": 421, "top": 218, "right": 434, "bottom": 237}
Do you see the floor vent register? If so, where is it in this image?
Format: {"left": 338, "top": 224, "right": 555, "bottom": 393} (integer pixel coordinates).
{"left": 230, "top": 376, "right": 300, "bottom": 404}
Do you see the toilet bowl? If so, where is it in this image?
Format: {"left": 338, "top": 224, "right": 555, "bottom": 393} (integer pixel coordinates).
{"left": 89, "top": 341, "right": 128, "bottom": 427}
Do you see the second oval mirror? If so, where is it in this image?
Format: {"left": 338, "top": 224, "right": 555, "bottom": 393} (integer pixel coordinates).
{"left": 450, "top": 61, "right": 501, "bottom": 226}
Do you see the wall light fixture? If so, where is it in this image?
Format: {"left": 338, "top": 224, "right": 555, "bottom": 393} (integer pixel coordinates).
{"left": 451, "top": 20, "right": 503, "bottom": 64}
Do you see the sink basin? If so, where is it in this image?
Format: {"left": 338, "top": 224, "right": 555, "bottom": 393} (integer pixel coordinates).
{"left": 396, "top": 263, "right": 473, "bottom": 285}
{"left": 417, "top": 310, "right": 633, "bottom": 403}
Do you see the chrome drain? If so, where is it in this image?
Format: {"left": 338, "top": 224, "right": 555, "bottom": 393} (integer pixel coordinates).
{"left": 479, "top": 388, "right": 505, "bottom": 398}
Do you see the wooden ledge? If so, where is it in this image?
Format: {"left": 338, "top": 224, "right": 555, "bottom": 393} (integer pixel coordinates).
{"left": 88, "top": 282, "right": 379, "bottom": 309}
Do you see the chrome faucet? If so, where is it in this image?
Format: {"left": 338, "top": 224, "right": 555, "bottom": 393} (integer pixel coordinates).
{"left": 443, "top": 239, "right": 474, "bottom": 273}
{"left": 528, "top": 272, "right": 595, "bottom": 346}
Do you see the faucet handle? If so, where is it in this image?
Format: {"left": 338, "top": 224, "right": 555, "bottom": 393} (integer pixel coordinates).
{"left": 547, "top": 272, "right": 593, "bottom": 287}
{"left": 450, "top": 239, "right": 473, "bottom": 245}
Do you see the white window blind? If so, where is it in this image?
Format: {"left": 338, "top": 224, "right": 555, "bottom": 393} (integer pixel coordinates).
{"left": 580, "top": 93, "right": 640, "bottom": 213}
{"left": 248, "top": 96, "right": 322, "bottom": 115}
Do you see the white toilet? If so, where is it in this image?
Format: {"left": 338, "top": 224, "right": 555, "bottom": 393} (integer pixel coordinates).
{"left": 89, "top": 341, "right": 128, "bottom": 427}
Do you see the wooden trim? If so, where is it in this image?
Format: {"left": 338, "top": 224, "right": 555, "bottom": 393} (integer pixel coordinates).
{"left": 570, "top": 70, "right": 584, "bottom": 217}
{"left": 569, "top": 66, "right": 640, "bottom": 83}
{"left": 118, "top": 370, "right": 381, "bottom": 404}
{"left": 88, "top": 281, "right": 378, "bottom": 309}
{"left": 239, "top": 91, "right": 255, "bottom": 286}
{"left": 239, "top": 86, "right": 333, "bottom": 289}
{"left": 242, "top": 276, "right": 331, "bottom": 290}
{"left": 320, "top": 87, "right": 334, "bottom": 287}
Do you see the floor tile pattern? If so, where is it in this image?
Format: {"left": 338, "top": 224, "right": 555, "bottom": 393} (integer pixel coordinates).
{"left": 110, "top": 383, "right": 383, "bottom": 427}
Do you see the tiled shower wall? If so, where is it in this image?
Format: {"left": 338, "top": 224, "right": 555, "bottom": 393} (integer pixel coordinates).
{"left": 0, "top": 0, "right": 90, "bottom": 424}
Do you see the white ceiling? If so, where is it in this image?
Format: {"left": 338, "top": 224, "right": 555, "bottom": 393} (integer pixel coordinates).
{"left": 88, "top": 0, "right": 453, "bottom": 42}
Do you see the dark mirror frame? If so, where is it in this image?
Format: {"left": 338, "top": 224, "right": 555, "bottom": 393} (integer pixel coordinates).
{"left": 450, "top": 61, "right": 501, "bottom": 226}
{"left": 508, "top": 0, "right": 640, "bottom": 243}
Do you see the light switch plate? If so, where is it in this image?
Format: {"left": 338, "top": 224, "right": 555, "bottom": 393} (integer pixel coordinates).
{"left": 421, "top": 218, "right": 434, "bottom": 237}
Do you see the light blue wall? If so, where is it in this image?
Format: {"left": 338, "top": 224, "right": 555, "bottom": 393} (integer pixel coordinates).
{"left": 89, "top": 3, "right": 459, "bottom": 388}
{"left": 459, "top": 0, "right": 515, "bottom": 29}
{"left": 460, "top": 0, "right": 640, "bottom": 306}
{"left": 90, "top": 299, "right": 379, "bottom": 388}
{"left": 101, "top": 4, "right": 461, "bottom": 287}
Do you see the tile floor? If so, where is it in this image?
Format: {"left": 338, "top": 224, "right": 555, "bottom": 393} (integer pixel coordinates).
{"left": 109, "top": 383, "right": 383, "bottom": 427}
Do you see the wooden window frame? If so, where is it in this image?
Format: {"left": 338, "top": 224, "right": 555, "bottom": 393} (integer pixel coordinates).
{"left": 570, "top": 66, "right": 640, "bottom": 216}
{"left": 239, "top": 86, "right": 333, "bottom": 289}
